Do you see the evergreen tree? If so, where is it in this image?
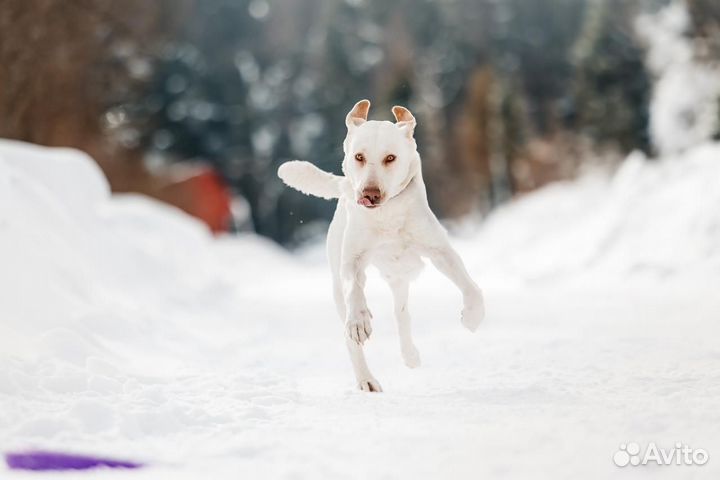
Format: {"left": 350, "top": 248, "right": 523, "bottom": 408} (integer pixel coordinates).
{"left": 571, "top": 0, "right": 652, "bottom": 154}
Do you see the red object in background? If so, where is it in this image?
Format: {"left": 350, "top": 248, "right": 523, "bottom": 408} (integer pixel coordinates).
{"left": 160, "top": 167, "right": 233, "bottom": 234}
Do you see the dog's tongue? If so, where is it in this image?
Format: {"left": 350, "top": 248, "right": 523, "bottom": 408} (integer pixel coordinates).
{"left": 357, "top": 197, "right": 373, "bottom": 207}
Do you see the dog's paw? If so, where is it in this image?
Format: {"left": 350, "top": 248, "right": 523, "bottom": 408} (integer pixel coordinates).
{"left": 346, "top": 309, "right": 372, "bottom": 345}
{"left": 461, "top": 291, "right": 485, "bottom": 332}
{"left": 357, "top": 378, "right": 383, "bottom": 393}
{"left": 401, "top": 344, "right": 421, "bottom": 368}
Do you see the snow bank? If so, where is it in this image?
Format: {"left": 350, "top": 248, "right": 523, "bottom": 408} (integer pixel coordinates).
{"left": 0, "top": 139, "right": 315, "bottom": 474}
{"left": 463, "top": 143, "right": 720, "bottom": 283}
{"left": 0, "top": 139, "right": 294, "bottom": 370}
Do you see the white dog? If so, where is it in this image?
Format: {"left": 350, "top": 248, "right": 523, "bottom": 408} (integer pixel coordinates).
{"left": 278, "top": 100, "right": 484, "bottom": 392}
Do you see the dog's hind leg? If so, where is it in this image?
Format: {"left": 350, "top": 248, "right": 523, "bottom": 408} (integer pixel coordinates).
{"left": 389, "top": 279, "right": 420, "bottom": 368}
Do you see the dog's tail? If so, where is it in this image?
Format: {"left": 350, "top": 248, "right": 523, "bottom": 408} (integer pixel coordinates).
{"left": 277, "top": 161, "right": 343, "bottom": 200}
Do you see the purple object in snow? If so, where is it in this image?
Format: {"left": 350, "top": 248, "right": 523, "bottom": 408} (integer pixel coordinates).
{"left": 5, "top": 450, "right": 143, "bottom": 471}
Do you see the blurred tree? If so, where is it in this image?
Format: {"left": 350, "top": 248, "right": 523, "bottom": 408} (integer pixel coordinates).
{"left": 686, "top": 0, "right": 720, "bottom": 139}
{"left": 0, "top": 0, "right": 189, "bottom": 191}
{"left": 483, "top": 0, "right": 589, "bottom": 194}
{"left": 98, "top": 0, "right": 658, "bottom": 239}
{"left": 120, "top": 0, "right": 370, "bottom": 242}
{"left": 571, "top": 0, "right": 651, "bottom": 154}
{"left": 1, "top": 0, "right": 665, "bottom": 245}
{"left": 687, "top": 0, "right": 720, "bottom": 59}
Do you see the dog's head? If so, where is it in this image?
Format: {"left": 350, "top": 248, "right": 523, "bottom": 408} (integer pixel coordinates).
{"left": 342, "top": 99, "right": 420, "bottom": 209}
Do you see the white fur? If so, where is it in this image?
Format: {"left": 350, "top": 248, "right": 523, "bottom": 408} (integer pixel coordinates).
{"left": 278, "top": 100, "right": 484, "bottom": 392}
{"left": 278, "top": 160, "right": 342, "bottom": 200}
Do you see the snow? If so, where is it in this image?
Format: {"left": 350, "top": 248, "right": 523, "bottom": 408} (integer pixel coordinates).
{"left": 637, "top": 2, "right": 720, "bottom": 155}
{"left": 1, "top": 138, "right": 720, "bottom": 479}
{"left": 461, "top": 146, "right": 720, "bottom": 282}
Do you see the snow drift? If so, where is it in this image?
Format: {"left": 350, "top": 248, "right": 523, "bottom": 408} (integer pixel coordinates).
{"left": 464, "top": 145, "right": 720, "bottom": 283}
{"left": 0, "top": 140, "right": 293, "bottom": 370}
{"left": 1, "top": 139, "right": 719, "bottom": 479}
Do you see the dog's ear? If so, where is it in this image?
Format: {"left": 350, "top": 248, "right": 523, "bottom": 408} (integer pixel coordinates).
{"left": 392, "top": 105, "right": 416, "bottom": 138}
{"left": 346, "top": 99, "right": 371, "bottom": 130}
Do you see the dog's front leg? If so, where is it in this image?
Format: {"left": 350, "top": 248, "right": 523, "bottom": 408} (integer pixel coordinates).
{"left": 340, "top": 248, "right": 372, "bottom": 345}
{"left": 339, "top": 245, "right": 382, "bottom": 392}
{"left": 421, "top": 239, "right": 484, "bottom": 331}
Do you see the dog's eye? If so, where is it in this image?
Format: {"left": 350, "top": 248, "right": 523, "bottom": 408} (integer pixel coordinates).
{"left": 354, "top": 153, "right": 365, "bottom": 163}
{"left": 384, "top": 154, "right": 396, "bottom": 164}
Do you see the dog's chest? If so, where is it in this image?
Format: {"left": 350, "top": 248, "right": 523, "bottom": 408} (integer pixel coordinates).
{"left": 369, "top": 218, "right": 403, "bottom": 238}
{"left": 366, "top": 212, "right": 424, "bottom": 280}
{"left": 352, "top": 200, "right": 425, "bottom": 279}
{"left": 368, "top": 240, "right": 424, "bottom": 280}
{"left": 364, "top": 205, "right": 411, "bottom": 239}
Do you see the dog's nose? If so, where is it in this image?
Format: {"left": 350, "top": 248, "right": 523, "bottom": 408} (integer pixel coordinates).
{"left": 361, "top": 186, "right": 382, "bottom": 205}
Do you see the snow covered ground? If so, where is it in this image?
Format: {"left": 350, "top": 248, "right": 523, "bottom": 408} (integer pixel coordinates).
{"left": 1, "top": 139, "right": 719, "bottom": 479}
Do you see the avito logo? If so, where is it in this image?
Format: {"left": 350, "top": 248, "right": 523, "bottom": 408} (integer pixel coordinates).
{"left": 613, "top": 442, "right": 709, "bottom": 467}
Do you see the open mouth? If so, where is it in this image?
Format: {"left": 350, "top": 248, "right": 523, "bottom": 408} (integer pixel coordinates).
{"left": 357, "top": 197, "right": 381, "bottom": 208}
